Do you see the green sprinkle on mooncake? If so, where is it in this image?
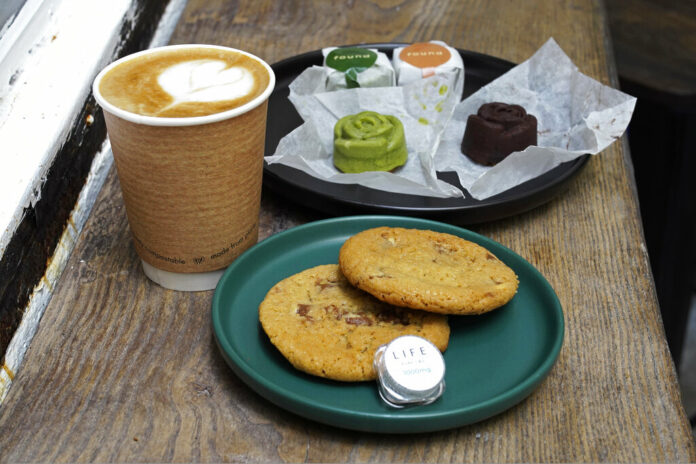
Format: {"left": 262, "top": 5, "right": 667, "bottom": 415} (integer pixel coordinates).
{"left": 333, "top": 111, "right": 408, "bottom": 173}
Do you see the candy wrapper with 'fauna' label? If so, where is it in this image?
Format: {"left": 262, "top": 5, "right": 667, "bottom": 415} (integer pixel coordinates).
{"left": 392, "top": 41, "right": 464, "bottom": 86}
{"left": 267, "top": 39, "right": 636, "bottom": 200}
{"left": 322, "top": 47, "right": 395, "bottom": 90}
{"left": 266, "top": 59, "right": 465, "bottom": 198}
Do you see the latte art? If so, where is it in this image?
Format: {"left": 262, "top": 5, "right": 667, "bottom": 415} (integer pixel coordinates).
{"left": 98, "top": 47, "right": 271, "bottom": 118}
{"left": 158, "top": 60, "right": 255, "bottom": 104}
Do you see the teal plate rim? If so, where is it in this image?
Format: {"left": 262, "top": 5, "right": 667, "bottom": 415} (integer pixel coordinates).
{"left": 212, "top": 215, "right": 564, "bottom": 434}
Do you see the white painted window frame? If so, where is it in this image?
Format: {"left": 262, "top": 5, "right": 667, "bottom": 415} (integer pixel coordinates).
{"left": 0, "top": 0, "right": 187, "bottom": 402}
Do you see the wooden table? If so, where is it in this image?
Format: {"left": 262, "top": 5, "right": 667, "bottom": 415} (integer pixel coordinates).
{"left": 605, "top": 0, "right": 696, "bottom": 364}
{"left": 1, "top": 0, "right": 694, "bottom": 461}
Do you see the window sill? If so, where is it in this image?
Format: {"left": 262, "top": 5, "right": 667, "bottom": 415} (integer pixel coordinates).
{"left": 0, "top": 0, "right": 186, "bottom": 402}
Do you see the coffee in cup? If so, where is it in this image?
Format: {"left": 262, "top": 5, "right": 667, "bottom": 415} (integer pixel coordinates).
{"left": 98, "top": 46, "right": 271, "bottom": 118}
{"left": 93, "top": 45, "right": 275, "bottom": 291}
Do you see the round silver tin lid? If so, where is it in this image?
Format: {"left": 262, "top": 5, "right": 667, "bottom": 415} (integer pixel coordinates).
{"left": 373, "top": 335, "right": 446, "bottom": 408}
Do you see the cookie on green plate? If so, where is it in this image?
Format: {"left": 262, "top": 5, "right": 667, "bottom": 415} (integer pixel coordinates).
{"left": 259, "top": 264, "right": 449, "bottom": 382}
{"left": 339, "top": 227, "right": 519, "bottom": 315}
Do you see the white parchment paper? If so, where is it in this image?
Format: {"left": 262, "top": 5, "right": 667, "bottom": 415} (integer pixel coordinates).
{"left": 436, "top": 38, "right": 637, "bottom": 199}
{"left": 266, "top": 38, "right": 637, "bottom": 200}
{"left": 266, "top": 63, "right": 465, "bottom": 198}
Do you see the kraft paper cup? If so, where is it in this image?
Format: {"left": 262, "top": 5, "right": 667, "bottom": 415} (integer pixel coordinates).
{"left": 93, "top": 44, "right": 275, "bottom": 291}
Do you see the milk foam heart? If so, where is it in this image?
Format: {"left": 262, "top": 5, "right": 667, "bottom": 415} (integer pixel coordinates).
{"left": 96, "top": 46, "right": 271, "bottom": 118}
{"left": 157, "top": 59, "right": 255, "bottom": 103}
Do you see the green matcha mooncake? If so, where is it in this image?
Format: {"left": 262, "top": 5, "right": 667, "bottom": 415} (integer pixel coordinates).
{"left": 333, "top": 111, "right": 408, "bottom": 173}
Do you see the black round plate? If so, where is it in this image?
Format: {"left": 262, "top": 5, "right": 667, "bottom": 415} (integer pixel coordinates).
{"left": 263, "top": 43, "right": 589, "bottom": 224}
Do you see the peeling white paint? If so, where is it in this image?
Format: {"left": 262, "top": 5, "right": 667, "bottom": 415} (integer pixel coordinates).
{"left": 0, "top": 0, "right": 187, "bottom": 404}
{"left": 0, "top": 0, "right": 131, "bottom": 255}
{"left": 0, "top": 139, "right": 112, "bottom": 404}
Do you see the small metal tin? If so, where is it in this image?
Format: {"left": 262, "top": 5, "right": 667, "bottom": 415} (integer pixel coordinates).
{"left": 373, "top": 335, "right": 446, "bottom": 408}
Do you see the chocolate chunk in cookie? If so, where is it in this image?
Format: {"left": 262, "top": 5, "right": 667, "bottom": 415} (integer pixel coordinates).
{"left": 258, "top": 264, "right": 450, "bottom": 382}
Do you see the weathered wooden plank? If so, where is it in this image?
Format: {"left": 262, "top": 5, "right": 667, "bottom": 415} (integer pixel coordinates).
{"left": 606, "top": 0, "right": 696, "bottom": 97}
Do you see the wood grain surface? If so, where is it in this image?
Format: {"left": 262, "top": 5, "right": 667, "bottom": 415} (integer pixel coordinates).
{"left": 606, "top": 0, "right": 696, "bottom": 96}
{"left": 0, "top": 0, "right": 694, "bottom": 462}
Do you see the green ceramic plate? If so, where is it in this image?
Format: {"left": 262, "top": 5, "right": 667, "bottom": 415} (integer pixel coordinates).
{"left": 212, "top": 216, "right": 563, "bottom": 433}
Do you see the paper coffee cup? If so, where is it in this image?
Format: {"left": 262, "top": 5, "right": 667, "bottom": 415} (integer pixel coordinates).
{"left": 93, "top": 44, "right": 275, "bottom": 291}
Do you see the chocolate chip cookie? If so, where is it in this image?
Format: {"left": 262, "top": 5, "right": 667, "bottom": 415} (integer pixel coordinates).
{"left": 258, "top": 264, "right": 450, "bottom": 382}
{"left": 339, "top": 227, "right": 519, "bottom": 315}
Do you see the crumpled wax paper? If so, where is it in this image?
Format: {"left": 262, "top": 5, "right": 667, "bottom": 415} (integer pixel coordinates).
{"left": 265, "top": 62, "right": 465, "bottom": 198}
{"left": 266, "top": 38, "right": 637, "bottom": 200}
{"left": 435, "top": 38, "right": 637, "bottom": 199}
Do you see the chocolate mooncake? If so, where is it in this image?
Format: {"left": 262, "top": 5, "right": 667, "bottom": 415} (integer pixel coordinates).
{"left": 461, "top": 102, "right": 537, "bottom": 166}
